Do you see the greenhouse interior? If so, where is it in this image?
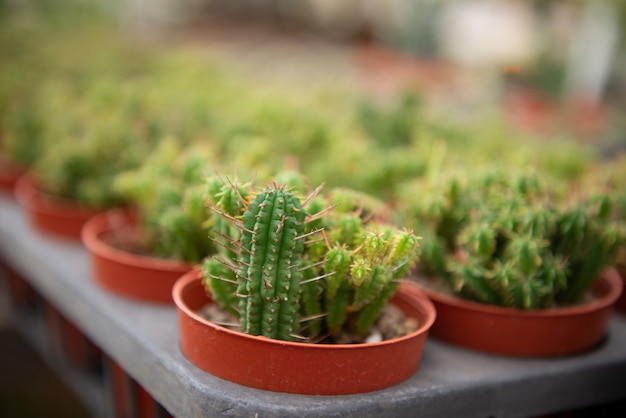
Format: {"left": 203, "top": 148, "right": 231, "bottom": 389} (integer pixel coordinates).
{"left": 1, "top": 0, "right": 626, "bottom": 417}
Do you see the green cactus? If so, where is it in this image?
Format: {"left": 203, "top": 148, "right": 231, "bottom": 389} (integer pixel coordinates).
{"left": 404, "top": 167, "right": 625, "bottom": 309}
{"left": 579, "top": 154, "right": 626, "bottom": 272}
{"left": 202, "top": 174, "right": 422, "bottom": 343}
{"left": 204, "top": 180, "right": 306, "bottom": 341}
{"left": 356, "top": 92, "right": 420, "bottom": 148}
{"left": 238, "top": 185, "right": 307, "bottom": 340}
{"left": 112, "top": 139, "right": 217, "bottom": 263}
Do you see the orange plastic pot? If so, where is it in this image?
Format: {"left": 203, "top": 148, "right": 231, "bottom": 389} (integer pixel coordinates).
{"left": 173, "top": 269, "right": 436, "bottom": 395}
{"left": 82, "top": 210, "right": 193, "bottom": 304}
{"left": 418, "top": 269, "right": 623, "bottom": 357}
{"left": 14, "top": 173, "right": 104, "bottom": 240}
{"left": 0, "top": 157, "right": 27, "bottom": 193}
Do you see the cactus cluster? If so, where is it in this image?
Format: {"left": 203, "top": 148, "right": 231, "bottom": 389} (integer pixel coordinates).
{"left": 202, "top": 174, "right": 421, "bottom": 342}
{"left": 113, "top": 139, "right": 218, "bottom": 262}
{"left": 356, "top": 92, "right": 420, "bottom": 149}
{"left": 580, "top": 154, "right": 626, "bottom": 272}
{"left": 402, "top": 167, "right": 625, "bottom": 309}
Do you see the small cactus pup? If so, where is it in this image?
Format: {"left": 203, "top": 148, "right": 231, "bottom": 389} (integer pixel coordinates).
{"left": 403, "top": 166, "right": 625, "bottom": 310}
{"left": 320, "top": 222, "right": 422, "bottom": 340}
{"left": 202, "top": 173, "right": 422, "bottom": 343}
{"left": 300, "top": 185, "right": 421, "bottom": 341}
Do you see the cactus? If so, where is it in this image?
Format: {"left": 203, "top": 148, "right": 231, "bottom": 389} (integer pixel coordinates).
{"left": 402, "top": 167, "right": 625, "bottom": 309}
{"left": 203, "top": 178, "right": 307, "bottom": 341}
{"left": 580, "top": 154, "right": 626, "bottom": 273}
{"left": 237, "top": 184, "right": 307, "bottom": 340}
{"left": 356, "top": 92, "right": 420, "bottom": 148}
{"left": 299, "top": 192, "right": 421, "bottom": 339}
{"left": 202, "top": 174, "right": 422, "bottom": 343}
{"left": 112, "top": 139, "right": 218, "bottom": 263}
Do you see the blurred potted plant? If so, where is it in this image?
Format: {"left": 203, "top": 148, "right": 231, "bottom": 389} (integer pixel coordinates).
{"left": 0, "top": 13, "right": 51, "bottom": 192}
{"left": 350, "top": 92, "right": 429, "bottom": 200}
{"left": 580, "top": 153, "right": 626, "bottom": 313}
{"left": 0, "top": 103, "right": 43, "bottom": 192}
{"left": 173, "top": 173, "right": 436, "bottom": 395}
{"left": 0, "top": 55, "right": 46, "bottom": 192}
{"left": 0, "top": 4, "right": 157, "bottom": 194}
{"left": 82, "top": 139, "right": 217, "bottom": 303}
{"left": 398, "top": 167, "right": 624, "bottom": 356}
{"left": 14, "top": 78, "right": 157, "bottom": 239}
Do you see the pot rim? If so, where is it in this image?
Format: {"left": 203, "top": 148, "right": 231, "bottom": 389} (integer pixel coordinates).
{"left": 173, "top": 269, "right": 437, "bottom": 350}
{"left": 15, "top": 172, "right": 105, "bottom": 216}
{"left": 417, "top": 268, "right": 623, "bottom": 318}
{"left": 82, "top": 209, "right": 193, "bottom": 272}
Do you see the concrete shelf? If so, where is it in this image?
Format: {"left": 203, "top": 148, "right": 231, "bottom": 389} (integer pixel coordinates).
{"left": 1, "top": 193, "right": 625, "bottom": 418}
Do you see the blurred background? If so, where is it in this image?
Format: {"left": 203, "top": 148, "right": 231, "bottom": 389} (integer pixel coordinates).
{"left": 129, "top": 0, "right": 625, "bottom": 139}
{"left": 3, "top": 0, "right": 626, "bottom": 141}
{"left": 1, "top": 0, "right": 625, "bottom": 416}
{"left": 120, "top": 0, "right": 626, "bottom": 145}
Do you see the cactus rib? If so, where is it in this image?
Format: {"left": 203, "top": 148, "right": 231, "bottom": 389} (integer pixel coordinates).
{"left": 238, "top": 185, "right": 306, "bottom": 341}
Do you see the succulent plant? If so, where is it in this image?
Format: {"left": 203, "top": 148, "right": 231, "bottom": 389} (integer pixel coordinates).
{"left": 400, "top": 167, "right": 624, "bottom": 309}
{"left": 202, "top": 174, "right": 421, "bottom": 342}
{"left": 29, "top": 73, "right": 169, "bottom": 208}
{"left": 356, "top": 92, "right": 420, "bottom": 148}
{"left": 0, "top": 1, "right": 160, "bottom": 168}
{"left": 113, "top": 138, "right": 219, "bottom": 263}
{"left": 579, "top": 153, "right": 626, "bottom": 272}
{"left": 1, "top": 96, "right": 44, "bottom": 166}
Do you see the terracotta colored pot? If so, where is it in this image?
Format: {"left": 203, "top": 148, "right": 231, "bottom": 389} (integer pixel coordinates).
{"left": 14, "top": 173, "right": 104, "bottom": 240}
{"left": 0, "top": 157, "right": 27, "bottom": 193}
{"left": 82, "top": 210, "right": 193, "bottom": 304}
{"left": 505, "top": 88, "right": 555, "bottom": 134}
{"left": 418, "top": 269, "right": 623, "bottom": 357}
{"left": 173, "top": 269, "right": 436, "bottom": 395}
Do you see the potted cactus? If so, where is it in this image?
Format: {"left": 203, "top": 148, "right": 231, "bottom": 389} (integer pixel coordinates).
{"left": 605, "top": 163, "right": 626, "bottom": 313}
{"left": 0, "top": 95, "right": 44, "bottom": 192}
{"left": 0, "top": 12, "right": 57, "bottom": 192}
{"left": 81, "top": 139, "right": 219, "bottom": 303}
{"left": 398, "top": 167, "right": 624, "bottom": 356}
{"left": 173, "top": 173, "right": 436, "bottom": 395}
{"left": 13, "top": 75, "right": 160, "bottom": 239}
{"left": 579, "top": 153, "right": 626, "bottom": 313}
{"left": 3, "top": 7, "right": 164, "bottom": 214}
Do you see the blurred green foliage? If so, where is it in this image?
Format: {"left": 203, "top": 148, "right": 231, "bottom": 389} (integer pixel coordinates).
{"left": 1, "top": 0, "right": 623, "bottom": 275}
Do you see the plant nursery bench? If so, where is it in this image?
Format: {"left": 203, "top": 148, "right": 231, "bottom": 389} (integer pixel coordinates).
{"left": 1, "top": 192, "right": 625, "bottom": 418}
